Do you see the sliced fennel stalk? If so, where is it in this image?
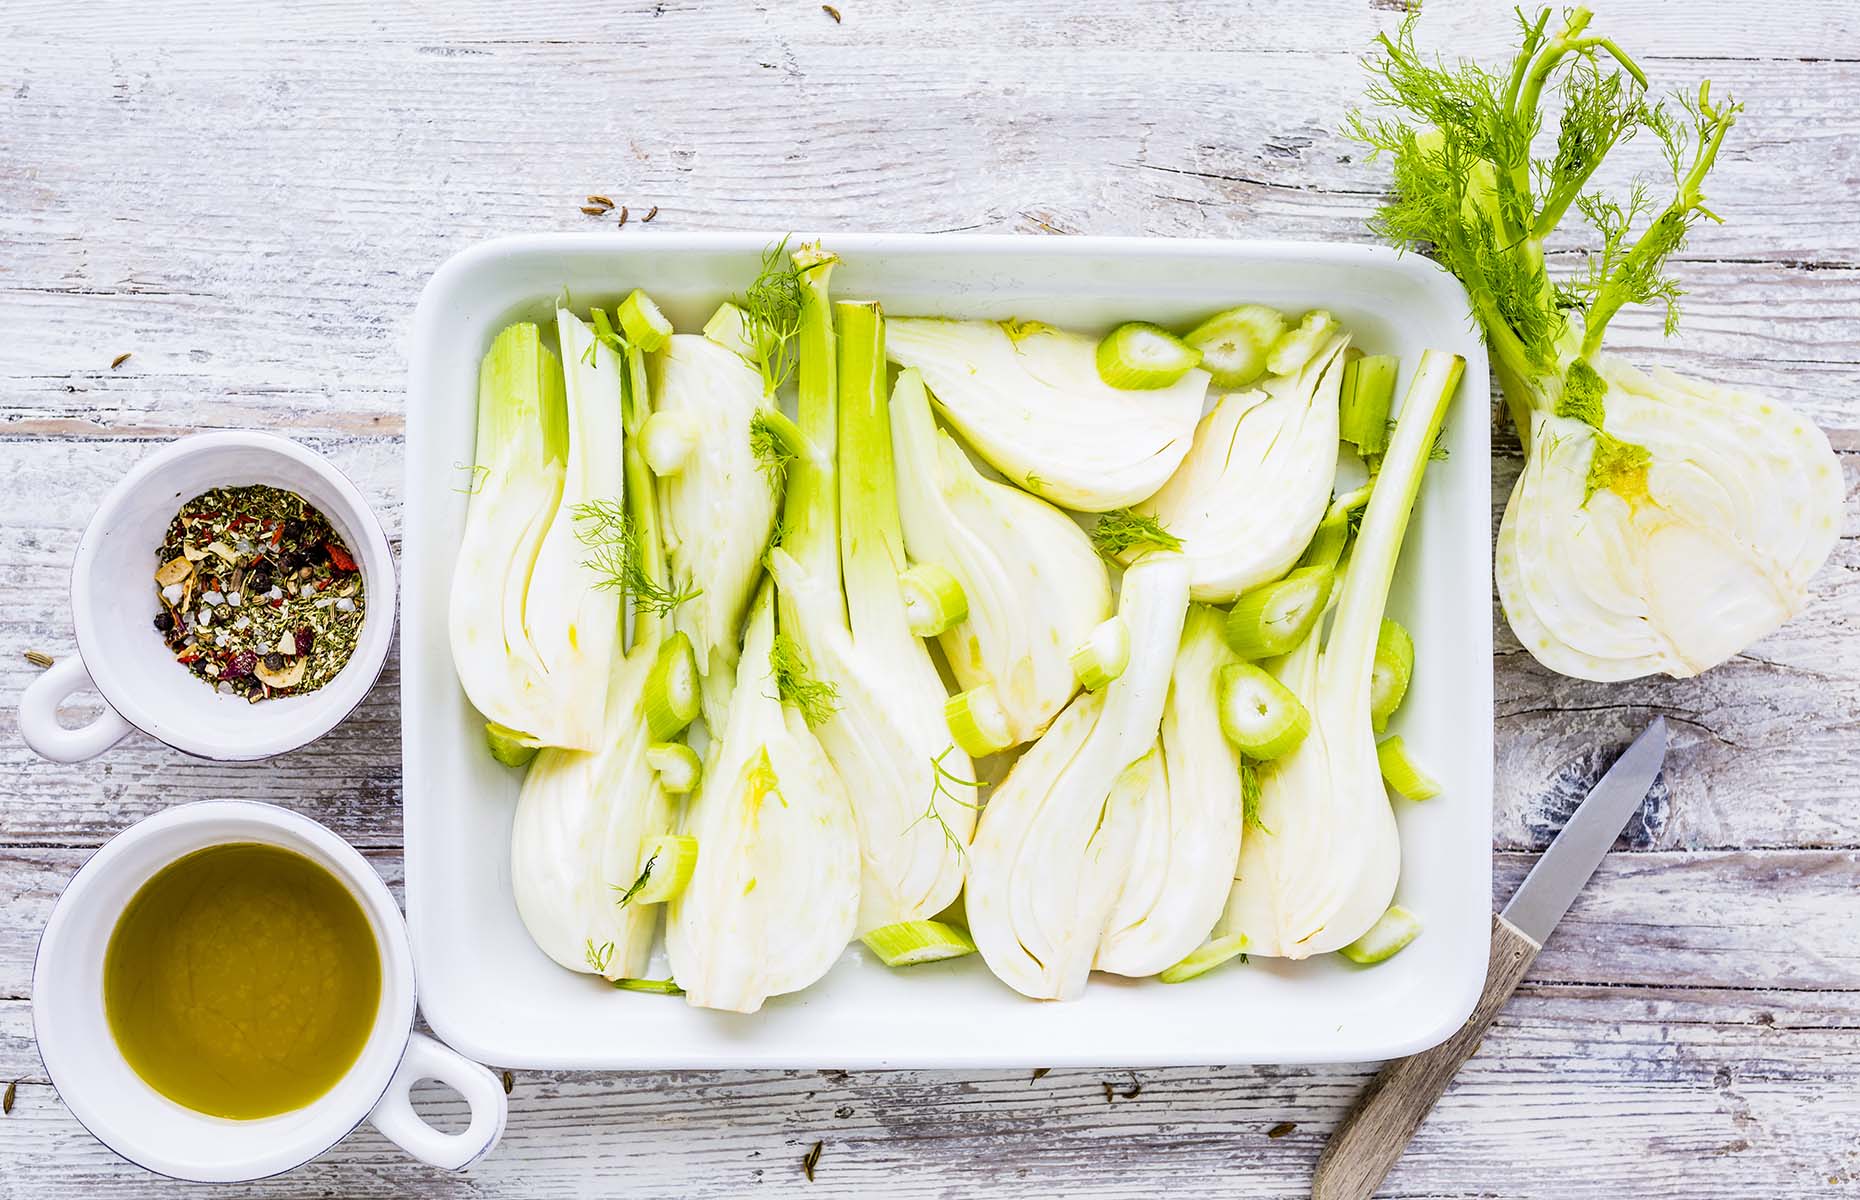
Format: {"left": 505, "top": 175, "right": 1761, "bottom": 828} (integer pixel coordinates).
{"left": 765, "top": 252, "right": 976, "bottom": 933}
{"left": 665, "top": 583, "right": 861, "bottom": 1013}
{"left": 890, "top": 364, "right": 1112, "bottom": 746}
{"left": 511, "top": 310, "right": 694, "bottom": 979}
{"left": 449, "top": 314, "right": 622, "bottom": 752}
{"left": 1094, "top": 604, "right": 1246, "bottom": 978}
{"left": 966, "top": 555, "right": 1192, "bottom": 1000}
{"left": 1218, "top": 350, "right": 1464, "bottom": 959}
{"left": 648, "top": 333, "right": 780, "bottom": 690}
{"left": 1358, "top": 8, "right": 1840, "bottom": 681}
{"left": 1133, "top": 332, "right": 1350, "bottom": 602}
{"left": 884, "top": 317, "right": 1208, "bottom": 511}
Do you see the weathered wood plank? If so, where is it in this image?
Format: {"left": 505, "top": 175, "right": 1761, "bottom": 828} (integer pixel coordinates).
{"left": 4, "top": 0, "right": 1858, "bottom": 61}
{"left": 0, "top": 983, "right": 1854, "bottom": 1198}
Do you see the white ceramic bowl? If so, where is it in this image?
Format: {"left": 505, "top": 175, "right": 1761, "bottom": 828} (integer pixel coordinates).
{"left": 403, "top": 232, "right": 1494, "bottom": 1068}
{"left": 33, "top": 801, "right": 505, "bottom": 1181}
{"left": 18, "top": 431, "right": 396, "bottom": 763}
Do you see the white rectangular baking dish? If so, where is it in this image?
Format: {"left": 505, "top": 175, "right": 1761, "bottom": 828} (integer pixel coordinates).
{"left": 403, "top": 232, "right": 1492, "bottom": 1068}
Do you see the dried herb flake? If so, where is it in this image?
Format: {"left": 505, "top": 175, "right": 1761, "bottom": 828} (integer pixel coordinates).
{"left": 1267, "top": 1121, "right": 1296, "bottom": 1139}
{"left": 822, "top": 4, "right": 841, "bottom": 21}
{"left": 24, "top": 650, "right": 54, "bottom": 669}
{"left": 2, "top": 1079, "right": 14, "bottom": 1114}
{"left": 643, "top": 205, "right": 659, "bottom": 222}
{"left": 801, "top": 1140, "right": 824, "bottom": 1181}
{"left": 110, "top": 352, "right": 132, "bottom": 369}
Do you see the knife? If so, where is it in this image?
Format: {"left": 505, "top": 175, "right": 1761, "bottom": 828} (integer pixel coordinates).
{"left": 1311, "top": 717, "right": 1669, "bottom": 1200}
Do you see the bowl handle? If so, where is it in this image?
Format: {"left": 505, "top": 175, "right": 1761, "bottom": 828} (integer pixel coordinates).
{"left": 19, "top": 657, "right": 135, "bottom": 763}
{"left": 368, "top": 1032, "right": 508, "bottom": 1171}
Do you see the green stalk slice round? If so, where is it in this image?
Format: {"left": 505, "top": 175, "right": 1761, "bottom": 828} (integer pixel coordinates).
{"left": 646, "top": 742, "right": 702, "bottom": 795}
{"left": 1216, "top": 661, "right": 1310, "bottom": 760}
{"left": 1095, "top": 322, "right": 1203, "bottom": 389}
{"left": 1223, "top": 566, "right": 1332, "bottom": 661}
{"left": 1376, "top": 735, "right": 1441, "bottom": 800}
{"left": 1157, "top": 933, "right": 1250, "bottom": 983}
{"left": 1337, "top": 904, "right": 1421, "bottom": 964}
{"left": 1370, "top": 618, "right": 1415, "bottom": 732}
{"left": 1070, "top": 615, "right": 1130, "bottom": 691}
{"left": 1266, "top": 310, "right": 1339, "bottom": 376}
{"left": 860, "top": 919, "right": 978, "bottom": 967}
{"left": 641, "top": 410, "right": 698, "bottom": 476}
{"left": 945, "top": 685, "right": 1013, "bottom": 757}
{"left": 618, "top": 288, "right": 673, "bottom": 353}
{"left": 484, "top": 721, "right": 539, "bottom": 768}
{"left": 1182, "top": 304, "right": 1286, "bottom": 388}
{"left": 899, "top": 563, "right": 969, "bottom": 636}
{"left": 643, "top": 631, "right": 701, "bottom": 742}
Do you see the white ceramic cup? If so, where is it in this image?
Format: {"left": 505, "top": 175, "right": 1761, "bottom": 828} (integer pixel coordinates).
{"left": 19, "top": 431, "right": 396, "bottom": 763}
{"left": 33, "top": 801, "right": 507, "bottom": 1181}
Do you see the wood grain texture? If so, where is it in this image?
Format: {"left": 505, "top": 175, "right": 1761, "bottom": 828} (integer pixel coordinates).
{"left": 2, "top": 1, "right": 1858, "bottom": 1197}
{"left": 1313, "top": 915, "right": 1542, "bottom": 1200}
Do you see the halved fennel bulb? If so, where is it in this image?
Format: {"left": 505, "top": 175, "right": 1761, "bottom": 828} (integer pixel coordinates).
{"left": 967, "top": 555, "right": 1193, "bottom": 999}
{"left": 1218, "top": 350, "right": 1463, "bottom": 958}
{"left": 890, "top": 365, "right": 1112, "bottom": 745}
{"left": 1358, "top": 10, "right": 1840, "bottom": 681}
{"left": 766, "top": 256, "right": 976, "bottom": 932}
{"left": 885, "top": 317, "right": 1209, "bottom": 511}
{"left": 1497, "top": 355, "right": 1841, "bottom": 680}
{"left": 666, "top": 583, "right": 860, "bottom": 1013}
{"left": 511, "top": 316, "right": 691, "bottom": 978}
{"left": 449, "top": 312, "right": 622, "bottom": 751}
{"left": 648, "top": 334, "right": 780, "bottom": 681}
{"left": 1134, "top": 332, "right": 1351, "bottom": 602}
{"left": 1095, "top": 604, "right": 1245, "bottom": 976}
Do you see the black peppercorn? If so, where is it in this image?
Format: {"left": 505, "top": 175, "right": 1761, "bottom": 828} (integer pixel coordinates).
{"left": 153, "top": 611, "right": 174, "bottom": 633}
{"left": 263, "top": 652, "right": 285, "bottom": 671}
{"left": 249, "top": 568, "right": 272, "bottom": 594}
{"left": 279, "top": 551, "right": 304, "bottom": 572}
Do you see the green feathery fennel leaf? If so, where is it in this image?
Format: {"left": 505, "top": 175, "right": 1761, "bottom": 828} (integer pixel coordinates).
{"left": 768, "top": 632, "right": 839, "bottom": 726}
{"left": 1090, "top": 508, "right": 1183, "bottom": 561}
{"left": 573, "top": 499, "right": 700, "bottom": 616}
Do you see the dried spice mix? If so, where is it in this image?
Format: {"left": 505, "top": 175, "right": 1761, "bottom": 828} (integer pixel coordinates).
{"left": 154, "top": 485, "right": 365, "bottom": 701}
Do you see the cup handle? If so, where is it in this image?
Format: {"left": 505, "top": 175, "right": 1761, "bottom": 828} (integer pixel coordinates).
{"left": 368, "top": 1032, "right": 508, "bottom": 1171}
{"left": 19, "top": 656, "right": 135, "bottom": 764}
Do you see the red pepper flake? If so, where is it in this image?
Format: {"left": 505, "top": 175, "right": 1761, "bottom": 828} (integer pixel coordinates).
{"left": 325, "top": 541, "right": 356, "bottom": 572}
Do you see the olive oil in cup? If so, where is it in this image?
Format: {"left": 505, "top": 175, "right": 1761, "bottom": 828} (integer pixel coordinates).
{"left": 33, "top": 801, "right": 505, "bottom": 1181}
{"left": 104, "top": 842, "right": 382, "bottom": 1120}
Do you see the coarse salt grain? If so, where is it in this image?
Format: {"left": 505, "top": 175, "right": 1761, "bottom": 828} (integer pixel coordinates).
{"left": 161, "top": 583, "right": 183, "bottom": 604}
{"left": 227, "top": 592, "right": 241, "bottom": 607}
{"left": 335, "top": 598, "right": 356, "bottom": 613}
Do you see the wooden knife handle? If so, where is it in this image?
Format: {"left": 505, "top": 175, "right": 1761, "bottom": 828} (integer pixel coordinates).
{"left": 1311, "top": 912, "right": 1542, "bottom": 1200}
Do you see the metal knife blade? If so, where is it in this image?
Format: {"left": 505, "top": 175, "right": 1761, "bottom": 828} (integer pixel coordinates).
{"left": 1501, "top": 717, "right": 1668, "bottom": 945}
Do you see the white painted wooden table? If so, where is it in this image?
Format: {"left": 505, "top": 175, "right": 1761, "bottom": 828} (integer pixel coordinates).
{"left": 3, "top": 2, "right": 1856, "bottom": 1195}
